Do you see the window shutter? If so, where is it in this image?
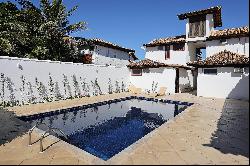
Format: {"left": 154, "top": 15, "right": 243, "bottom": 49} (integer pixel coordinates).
{"left": 165, "top": 45, "right": 170, "bottom": 59}
{"left": 198, "top": 20, "right": 205, "bottom": 37}
{"left": 189, "top": 19, "right": 206, "bottom": 38}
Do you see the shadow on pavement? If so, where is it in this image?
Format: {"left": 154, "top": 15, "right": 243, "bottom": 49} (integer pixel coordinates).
{"left": 204, "top": 99, "right": 249, "bottom": 158}
{"left": 0, "top": 108, "right": 31, "bottom": 145}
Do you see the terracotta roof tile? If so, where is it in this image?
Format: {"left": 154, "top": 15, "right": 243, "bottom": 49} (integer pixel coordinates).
{"left": 208, "top": 26, "right": 249, "bottom": 40}
{"left": 143, "top": 35, "right": 186, "bottom": 47}
{"left": 178, "top": 6, "right": 222, "bottom": 28}
{"left": 128, "top": 59, "right": 192, "bottom": 69}
{"left": 90, "top": 38, "right": 135, "bottom": 53}
{"left": 75, "top": 37, "right": 135, "bottom": 53}
{"left": 187, "top": 50, "right": 249, "bottom": 67}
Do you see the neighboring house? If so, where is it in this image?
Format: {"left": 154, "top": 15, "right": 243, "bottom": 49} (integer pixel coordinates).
{"left": 128, "top": 6, "right": 249, "bottom": 100}
{"left": 75, "top": 37, "right": 138, "bottom": 67}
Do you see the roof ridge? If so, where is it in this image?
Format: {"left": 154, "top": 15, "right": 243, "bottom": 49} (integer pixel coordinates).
{"left": 177, "top": 6, "right": 221, "bottom": 16}
{"left": 76, "top": 37, "right": 135, "bottom": 53}
{"left": 144, "top": 35, "right": 186, "bottom": 47}
{"left": 213, "top": 26, "right": 249, "bottom": 31}
{"left": 152, "top": 34, "right": 186, "bottom": 41}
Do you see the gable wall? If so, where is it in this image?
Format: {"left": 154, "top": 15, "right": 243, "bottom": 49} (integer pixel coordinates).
{"left": 93, "top": 45, "right": 132, "bottom": 67}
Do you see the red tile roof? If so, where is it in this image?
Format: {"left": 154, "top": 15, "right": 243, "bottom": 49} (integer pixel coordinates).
{"left": 187, "top": 50, "right": 249, "bottom": 67}
{"left": 127, "top": 59, "right": 192, "bottom": 69}
{"left": 178, "top": 6, "right": 222, "bottom": 28}
{"left": 143, "top": 35, "right": 186, "bottom": 47}
{"left": 75, "top": 37, "right": 135, "bottom": 53}
{"left": 208, "top": 26, "right": 249, "bottom": 40}
{"left": 90, "top": 38, "right": 135, "bottom": 53}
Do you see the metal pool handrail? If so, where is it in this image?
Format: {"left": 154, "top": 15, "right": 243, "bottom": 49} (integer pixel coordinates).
{"left": 28, "top": 122, "right": 48, "bottom": 146}
{"left": 39, "top": 127, "right": 68, "bottom": 153}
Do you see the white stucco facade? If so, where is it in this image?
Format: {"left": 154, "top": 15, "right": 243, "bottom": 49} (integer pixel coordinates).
{"left": 185, "top": 14, "right": 214, "bottom": 42}
{"left": 206, "top": 37, "right": 249, "bottom": 57}
{"left": 138, "top": 8, "right": 249, "bottom": 101}
{"left": 129, "top": 68, "right": 176, "bottom": 94}
{"left": 197, "top": 67, "right": 249, "bottom": 100}
{"left": 145, "top": 44, "right": 188, "bottom": 65}
{"left": 86, "top": 45, "right": 134, "bottom": 67}
{"left": 193, "top": 37, "right": 249, "bottom": 100}
{"left": 129, "top": 67, "right": 194, "bottom": 94}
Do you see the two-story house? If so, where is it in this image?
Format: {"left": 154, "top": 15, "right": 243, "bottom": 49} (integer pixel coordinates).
{"left": 178, "top": 6, "right": 249, "bottom": 100}
{"left": 75, "top": 37, "right": 138, "bottom": 67}
{"left": 128, "top": 6, "right": 249, "bottom": 100}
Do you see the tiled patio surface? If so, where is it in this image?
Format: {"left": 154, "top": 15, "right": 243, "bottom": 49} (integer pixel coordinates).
{"left": 0, "top": 92, "right": 249, "bottom": 165}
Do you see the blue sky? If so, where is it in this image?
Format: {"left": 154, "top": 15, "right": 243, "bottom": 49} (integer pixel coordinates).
{"left": 2, "top": 0, "right": 249, "bottom": 59}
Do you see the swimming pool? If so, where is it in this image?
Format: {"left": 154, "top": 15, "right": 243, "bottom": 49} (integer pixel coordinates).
{"left": 19, "top": 96, "right": 193, "bottom": 160}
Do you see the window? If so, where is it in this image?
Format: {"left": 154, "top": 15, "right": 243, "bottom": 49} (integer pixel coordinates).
{"left": 165, "top": 45, "right": 170, "bottom": 59}
{"left": 220, "top": 38, "right": 227, "bottom": 44}
{"left": 234, "top": 68, "right": 244, "bottom": 73}
{"left": 189, "top": 16, "right": 206, "bottom": 38}
{"left": 131, "top": 69, "right": 142, "bottom": 76}
{"left": 158, "top": 46, "right": 164, "bottom": 50}
{"left": 196, "top": 47, "right": 206, "bottom": 60}
{"left": 143, "top": 68, "right": 150, "bottom": 73}
{"left": 173, "top": 43, "right": 185, "bottom": 51}
{"left": 203, "top": 68, "right": 217, "bottom": 75}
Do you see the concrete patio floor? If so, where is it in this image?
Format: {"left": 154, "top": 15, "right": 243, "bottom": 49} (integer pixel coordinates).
{"left": 0, "top": 92, "right": 249, "bottom": 165}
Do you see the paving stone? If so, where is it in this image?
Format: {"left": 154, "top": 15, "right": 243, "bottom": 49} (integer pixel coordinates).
{"left": 0, "top": 93, "right": 249, "bottom": 165}
{"left": 155, "top": 151, "right": 187, "bottom": 165}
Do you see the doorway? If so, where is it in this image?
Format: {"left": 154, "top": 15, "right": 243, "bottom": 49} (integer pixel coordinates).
{"left": 196, "top": 47, "right": 206, "bottom": 60}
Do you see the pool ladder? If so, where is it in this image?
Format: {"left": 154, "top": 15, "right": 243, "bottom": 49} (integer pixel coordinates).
{"left": 28, "top": 122, "right": 68, "bottom": 153}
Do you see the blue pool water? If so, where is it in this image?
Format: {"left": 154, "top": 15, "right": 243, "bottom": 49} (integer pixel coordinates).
{"left": 19, "top": 96, "right": 192, "bottom": 160}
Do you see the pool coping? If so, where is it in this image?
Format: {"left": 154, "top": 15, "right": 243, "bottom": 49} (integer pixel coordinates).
{"left": 17, "top": 96, "right": 194, "bottom": 121}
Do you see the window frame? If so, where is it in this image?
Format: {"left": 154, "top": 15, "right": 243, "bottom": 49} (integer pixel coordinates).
{"left": 173, "top": 43, "right": 185, "bottom": 51}
{"left": 131, "top": 69, "right": 142, "bottom": 76}
{"left": 203, "top": 68, "right": 217, "bottom": 75}
{"left": 158, "top": 45, "right": 164, "bottom": 50}
{"left": 233, "top": 67, "right": 244, "bottom": 73}
{"left": 188, "top": 16, "right": 206, "bottom": 38}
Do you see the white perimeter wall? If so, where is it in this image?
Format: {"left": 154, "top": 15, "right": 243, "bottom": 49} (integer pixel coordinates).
{"left": 129, "top": 68, "right": 193, "bottom": 94}
{"left": 145, "top": 44, "right": 188, "bottom": 65}
{"left": 0, "top": 56, "right": 130, "bottom": 105}
{"left": 206, "top": 37, "right": 249, "bottom": 57}
{"left": 93, "top": 45, "right": 132, "bottom": 67}
{"left": 197, "top": 67, "right": 249, "bottom": 100}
